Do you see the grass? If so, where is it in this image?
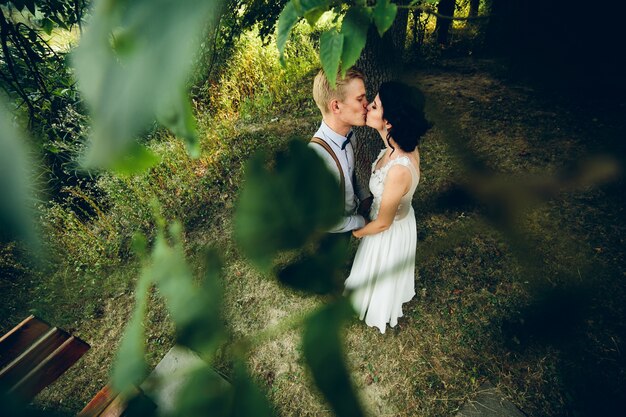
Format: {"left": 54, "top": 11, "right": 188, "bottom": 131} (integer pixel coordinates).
{"left": 1, "top": 35, "right": 625, "bottom": 417}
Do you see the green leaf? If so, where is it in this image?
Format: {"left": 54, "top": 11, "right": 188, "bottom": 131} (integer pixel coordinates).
{"left": 373, "top": 0, "right": 397, "bottom": 37}
{"left": 301, "top": 0, "right": 329, "bottom": 26}
{"left": 109, "top": 142, "right": 161, "bottom": 177}
{"left": 25, "top": 0, "right": 35, "bottom": 14}
{"left": 111, "top": 268, "right": 152, "bottom": 394}
{"left": 277, "top": 1, "right": 301, "bottom": 65}
{"left": 232, "top": 361, "right": 275, "bottom": 417}
{"left": 73, "top": 0, "right": 221, "bottom": 170}
{"left": 40, "top": 18, "right": 54, "bottom": 35}
{"left": 320, "top": 29, "right": 344, "bottom": 88}
{"left": 234, "top": 140, "right": 343, "bottom": 270}
{"left": 0, "top": 97, "right": 39, "bottom": 250}
{"left": 303, "top": 299, "right": 364, "bottom": 417}
{"left": 151, "top": 227, "right": 224, "bottom": 356}
{"left": 156, "top": 90, "right": 199, "bottom": 158}
{"left": 174, "top": 365, "right": 233, "bottom": 417}
{"left": 340, "top": 6, "right": 371, "bottom": 76}
{"left": 277, "top": 233, "right": 349, "bottom": 294}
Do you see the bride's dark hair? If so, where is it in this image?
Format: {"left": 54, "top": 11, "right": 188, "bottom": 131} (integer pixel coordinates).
{"left": 379, "top": 81, "right": 431, "bottom": 154}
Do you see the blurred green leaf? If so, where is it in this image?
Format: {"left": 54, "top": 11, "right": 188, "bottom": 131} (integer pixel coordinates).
{"left": 234, "top": 140, "right": 342, "bottom": 270}
{"left": 340, "top": 6, "right": 371, "bottom": 76}
{"left": 277, "top": 1, "right": 301, "bottom": 65}
{"left": 110, "top": 142, "right": 161, "bottom": 177}
{"left": 151, "top": 225, "right": 224, "bottom": 356}
{"left": 277, "top": 234, "right": 349, "bottom": 294}
{"left": 111, "top": 266, "right": 152, "bottom": 393}
{"left": 157, "top": 91, "right": 199, "bottom": 158}
{"left": 0, "top": 98, "right": 39, "bottom": 249}
{"left": 73, "top": 0, "right": 221, "bottom": 170}
{"left": 373, "top": 0, "right": 397, "bottom": 37}
{"left": 320, "top": 29, "right": 344, "bottom": 88}
{"left": 174, "top": 365, "right": 233, "bottom": 417}
{"left": 303, "top": 299, "right": 364, "bottom": 417}
{"left": 231, "top": 361, "right": 275, "bottom": 417}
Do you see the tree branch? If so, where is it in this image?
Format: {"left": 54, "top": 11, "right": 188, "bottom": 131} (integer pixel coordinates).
{"left": 0, "top": 11, "right": 35, "bottom": 120}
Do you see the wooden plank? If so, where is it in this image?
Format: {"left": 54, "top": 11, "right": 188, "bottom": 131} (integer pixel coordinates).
{"left": 10, "top": 335, "right": 90, "bottom": 399}
{"left": 79, "top": 385, "right": 157, "bottom": 417}
{"left": 0, "top": 315, "right": 51, "bottom": 369}
{"left": 78, "top": 385, "right": 117, "bottom": 417}
{"left": 98, "top": 385, "right": 140, "bottom": 417}
{"left": 0, "top": 327, "right": 68, "bottom": 386}
{"left": 98, "top": 393, "right": 126, "bottom": 417}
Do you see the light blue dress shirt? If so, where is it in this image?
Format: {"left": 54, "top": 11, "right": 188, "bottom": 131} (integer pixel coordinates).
{"left": 308, "top": 121, "right": 366, "bottom": 233}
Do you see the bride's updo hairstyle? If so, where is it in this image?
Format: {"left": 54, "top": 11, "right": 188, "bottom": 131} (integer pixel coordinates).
{"left": 379, "top": 81, "right": 430, "bottom": 153}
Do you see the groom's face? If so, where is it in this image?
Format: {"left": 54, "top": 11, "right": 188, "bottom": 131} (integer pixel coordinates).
{"left": 337, "top": 78, "right": 368, "bottom": 127}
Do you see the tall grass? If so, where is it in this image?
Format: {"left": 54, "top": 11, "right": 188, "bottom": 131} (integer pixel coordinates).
{"left": 207, "top": 23, "right": 319, "bottom": 121}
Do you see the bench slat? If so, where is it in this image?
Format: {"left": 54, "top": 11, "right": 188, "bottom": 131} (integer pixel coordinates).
{"left": 0, "top": 315, "right": 51, "bottom": 369}
{"left": 78, "top": 384, "right": 116, "bottom": 417}
{"left": 9, "top": 335, "right": 90, "bottom": 399}
{"left": 0, "top": 327, "right": 68, "bottom": 386}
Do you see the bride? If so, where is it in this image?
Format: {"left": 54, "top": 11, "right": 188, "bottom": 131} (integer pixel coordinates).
{"left": 345, "top": 81, "right": 431, "bottom": 334}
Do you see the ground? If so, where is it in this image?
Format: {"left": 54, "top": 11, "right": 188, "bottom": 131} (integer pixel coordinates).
{"left": 2, "top": 57, "right": 624, "bottom": 417}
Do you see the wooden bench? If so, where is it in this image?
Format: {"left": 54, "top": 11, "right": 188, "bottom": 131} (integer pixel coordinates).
{"left": 78, "top": 383, "right": 156, "bottom": 417}
{"left": 0, "top": 315, "right": 90, "bottom": 401}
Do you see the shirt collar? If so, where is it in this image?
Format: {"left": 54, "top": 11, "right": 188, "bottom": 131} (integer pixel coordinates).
{"left": 319, "top": 120, "right": 352, "bottom": 149}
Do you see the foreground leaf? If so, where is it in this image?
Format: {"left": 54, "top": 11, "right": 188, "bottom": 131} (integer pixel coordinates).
{"left": 277, "top": 1, "right": 301, "bottom": 65}
{"left": 277, "top": 233, "right": 349, "bottom": 294}
{"left": 373, "top": 0, "right": 397, "bottom": 37}
{"left": 151, "top": 225, "right": 224, "bottom": 355}
{"left": 231, "top": 361, "right": 275, "bottom": 417}
{"left": 0, "top": 98, "right": 38, "bottom": 249}
{"left": 301, "top": 0, "right": 330, "bottom": 26}
{"left": 111, "top": 265, "right": 152, "bottom": 393}
{"left": 174, "top": 365, "right": 232, "bottom": 417}
{"left": 303, "top": 299, "right": 364, "bottom": 417}
{"left": 320, "top": 29, "right": 344, "bottom": 88}
{"left": 73, "top": 0, "right": 222, "bottom": 169}
{"left": 235, "top": 140, "right": 342, "bottom": 269}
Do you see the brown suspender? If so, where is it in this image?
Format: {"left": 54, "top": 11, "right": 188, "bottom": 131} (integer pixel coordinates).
{"left": 310, "top": 137, "right": 345, "bottom": 198}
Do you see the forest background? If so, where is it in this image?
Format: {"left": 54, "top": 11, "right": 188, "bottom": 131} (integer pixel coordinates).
{"left": 1, "top": 1, "right": 625, "bottom": 416}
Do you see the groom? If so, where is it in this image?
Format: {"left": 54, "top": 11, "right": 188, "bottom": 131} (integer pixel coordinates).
{"left": 309, "top": 67, "right": 373, "bottom": 234}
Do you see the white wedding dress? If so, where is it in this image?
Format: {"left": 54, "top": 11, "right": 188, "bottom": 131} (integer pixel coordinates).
{"left": 345, "top": 149, "right": 419, "bottom": 333}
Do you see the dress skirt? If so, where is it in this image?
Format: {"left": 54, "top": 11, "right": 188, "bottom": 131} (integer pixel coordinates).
{"left": 345, "top": 207, "right": 417, "bottom": 334}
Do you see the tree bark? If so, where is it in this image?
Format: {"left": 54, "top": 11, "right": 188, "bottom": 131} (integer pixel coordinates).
{"left": 353, "top": 7, "right": 408, "bottom": 190}
{"left": 435, "top": 0, "right": 456, "bottom": 45}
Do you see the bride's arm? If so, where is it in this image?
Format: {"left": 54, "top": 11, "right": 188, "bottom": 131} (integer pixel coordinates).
{"left": 352, "top": 165, "right": 411, "bottom": 238}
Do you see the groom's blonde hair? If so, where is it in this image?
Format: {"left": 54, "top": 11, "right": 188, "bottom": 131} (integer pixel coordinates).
{"left": 313, "top": 68, "right": 365, "bottom": 115}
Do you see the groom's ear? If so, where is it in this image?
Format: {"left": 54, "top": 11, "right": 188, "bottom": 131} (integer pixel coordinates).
{"left": 329, "top": 99, "right": 340, "bottom": 114}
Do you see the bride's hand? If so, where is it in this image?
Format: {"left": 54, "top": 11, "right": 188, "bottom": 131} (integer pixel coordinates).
{"left": 352, "top": 229, "right": 362, "bottom": 239}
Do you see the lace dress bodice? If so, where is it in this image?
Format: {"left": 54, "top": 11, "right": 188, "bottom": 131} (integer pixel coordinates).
{"left": 369, "top": 149, "right": 420, "bottom": 221}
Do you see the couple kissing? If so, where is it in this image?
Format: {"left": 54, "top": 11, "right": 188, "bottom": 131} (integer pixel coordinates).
{"left": 308, "top": 68, "right": 431, "bottom": 334}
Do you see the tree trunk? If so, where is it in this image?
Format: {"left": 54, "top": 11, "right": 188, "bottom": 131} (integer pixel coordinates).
{"left": 469, "top": 0, "right": 480, "bottom": 17}
{"left": 435, "top": 0, "right": 455, "bottom": 45}
{"left": 353, "top": 7, "right": 408, "bottom": 189}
